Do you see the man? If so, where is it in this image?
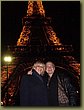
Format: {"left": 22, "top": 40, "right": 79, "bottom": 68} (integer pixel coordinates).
{"left": 20, "top": 61, "right": 48, "bottom": 106}
{"left": 44, "top": 61, "right": 79, "bottom": 106}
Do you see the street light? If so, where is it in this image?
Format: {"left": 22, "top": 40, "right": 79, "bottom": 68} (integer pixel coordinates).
{"left": 4, "top": 56, "right": 12, "bottom": 106}
{"left": 4, "top": 56, "right": 12, "bottom": 80}
{"left": 4, "top": 56, "right": 12, "bottom": 62}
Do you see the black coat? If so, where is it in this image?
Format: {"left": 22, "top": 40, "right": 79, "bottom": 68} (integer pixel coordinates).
{"left": 20, "top": 69, "right": 48, "bottom": 106}
{"left": 43, "top": 70, "right": 79, "bottom": 106}
{"left": 43, "top": 72, "right": 58, "bottom": 106}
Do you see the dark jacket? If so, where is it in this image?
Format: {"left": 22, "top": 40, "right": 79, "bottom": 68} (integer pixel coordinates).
{"left": 43, "top": 70, "right": 79, "bottom": 106}
{"left": 20, "top": 69, "right": 48, "bottom": 106}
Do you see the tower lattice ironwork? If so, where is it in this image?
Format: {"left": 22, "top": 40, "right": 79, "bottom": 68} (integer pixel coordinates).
{"left": 1, "top": 1, "right": 80, "bottom": 106}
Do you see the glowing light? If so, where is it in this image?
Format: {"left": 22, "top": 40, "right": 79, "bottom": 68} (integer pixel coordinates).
{"left": 4, "top": 56, "right": 12, "bottom": 62}
{"left": 27, "top": 1, "right": 33, "bottom": 16}
{"left": 1, "top": 101, "right": 3, "bottom": 105}
{"left": 45, "top": 25, "right": 62, "bottom": 47}
{"left": 64, "top": 56, "right": 80, "bottom": 75}
{"left": 17, "top": 26, "right": 31, "bottom": 46}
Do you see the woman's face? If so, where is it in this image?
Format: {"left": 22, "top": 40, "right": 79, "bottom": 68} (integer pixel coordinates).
{"left": 34, "top": 64, "right": 45, "bottom": 75}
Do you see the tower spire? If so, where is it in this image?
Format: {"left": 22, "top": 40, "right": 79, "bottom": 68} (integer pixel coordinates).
{"left": 17, "top": 0, "right": 46, "bottom": 46}
{"left": 17, "top": 1, "right": 62, "bottom": 46}
{"left": 27, "top": 0, "right": 45, "bottom": 17}
{"left": 27, "top": 1, "right": 33, "bottom": 17}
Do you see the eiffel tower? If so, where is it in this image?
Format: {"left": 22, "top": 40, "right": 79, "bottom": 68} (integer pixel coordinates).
{"left": 1, "top": 1, "right": 80, "bottom": 106}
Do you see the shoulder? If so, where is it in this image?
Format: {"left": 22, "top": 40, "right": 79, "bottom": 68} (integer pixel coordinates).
{"left": 56, "top": 70, "right": 77, "bottom": 86}
{"left": 22, "top": 74, "right": 31, "bottom": 78}
{"left": 55, "top": 68, "right": 71, "bottom": 77}
{"left": 56, "top": 70, "right": 71, "bottom": 83}
{"left": 21, "top": 74, "right": 32, "bottom": 82}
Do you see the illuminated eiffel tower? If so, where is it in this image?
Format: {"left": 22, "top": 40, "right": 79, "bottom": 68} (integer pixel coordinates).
{"left": 16, "top": 1, "right": 80, "bottom": 76}
{"left": 1, "top": 1, "right": 80, "bottom": 106}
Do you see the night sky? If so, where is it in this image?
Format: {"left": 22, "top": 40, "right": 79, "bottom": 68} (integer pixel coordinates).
{"left": 1, "top": 1, "right": 80, "bottom": 56}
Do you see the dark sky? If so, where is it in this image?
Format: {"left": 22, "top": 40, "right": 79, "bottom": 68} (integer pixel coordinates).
{"left": 1, "top": 1, "right": 80, "bottom": 55}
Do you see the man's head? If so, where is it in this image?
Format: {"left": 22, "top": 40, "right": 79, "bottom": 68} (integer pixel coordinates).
{"left": 45, "top": 61, "right": 55, "bottom": 77}
{"left": 33, "top": 61, "right": 45, "bottom": 75}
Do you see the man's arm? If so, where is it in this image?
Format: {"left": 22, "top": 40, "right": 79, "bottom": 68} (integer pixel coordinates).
{"left": 63, "top": 76, "right": 78, "bottom": 106}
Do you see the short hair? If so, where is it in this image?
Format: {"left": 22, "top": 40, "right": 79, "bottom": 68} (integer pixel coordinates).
{"left": 46, "top": 61, "right": 55, "bottom": 68}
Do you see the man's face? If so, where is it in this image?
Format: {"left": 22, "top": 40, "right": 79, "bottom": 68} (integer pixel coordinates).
{"left": 34, "top": 64, "right": 45, "bottom": 75}
{"left": 45, "top": 62, "right": 55, "bottom": 75}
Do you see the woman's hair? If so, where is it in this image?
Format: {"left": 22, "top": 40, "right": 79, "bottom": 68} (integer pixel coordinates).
{"left": 33, "top": 61, "right": 45, "bottom": 69}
